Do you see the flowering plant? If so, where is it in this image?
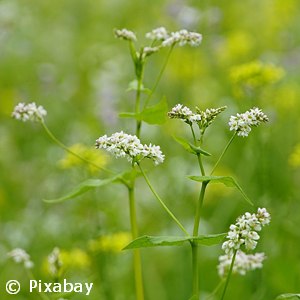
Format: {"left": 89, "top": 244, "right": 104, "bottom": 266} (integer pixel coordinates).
{"left": 10, "top": 27, "right": 272, "bottom": 300}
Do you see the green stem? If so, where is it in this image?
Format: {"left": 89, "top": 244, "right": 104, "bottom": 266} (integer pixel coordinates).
{"left": 143, "top": 44, "right": 174, "bottom": 110}
{"left": 40, "top": 121, "right": 113, "bottom": 174}
{"left": 220, "top": 250, "right": 237, "bottom": 300}
{"left": 135, "top": 62, "right": 144, "bottom": 139}
{"left": 138, "top": 164, "right": 189, "bottom": 236}
{"left": 210, "top": 132, "right": 236, "bottom": 175}
{"left": 128, "top": 186, "right": 145, "bottom": 300}
{"left": 190, "top": 125, "right": 205, "bottom": 176}
{"left": 205, "top": 279, "right": 225, "bottom": 300}
{"left": 193, "top": 182, "right": 208, "bottom": 237}
{"left": 191, "top": 242, "right": 199, "bottom": 298}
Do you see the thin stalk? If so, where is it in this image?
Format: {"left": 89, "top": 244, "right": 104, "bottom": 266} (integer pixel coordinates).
{"left": 40, "top": 121, "right": 113, "bottom": 174}
{"left": 191, "top": 242, "right": 199, "bottom": 298}
{"left": 210, "top": 133, "right": 236, "bottom": 175}
{"left": 220, "top": 250, "right": 237, "bottom": 300}
{"left": 143, "top": 44, "right": 174, "bottom": 109}
{"left": 193, "top": 182, "right": 208, "bottom": 237}
{"left": 135, "top": 63, "right": 144, "bottom": 138}
{"left": 128, "top": 186, "right": 145, "bottom": 300}
{"left": 205, "top": 279, "right": 225, "bottom": 300}
{"left": 138, "top": 164, "right": 189, "bottom": 236}
{"left": 190, "top": 125, "right": 205, "bottom": 176}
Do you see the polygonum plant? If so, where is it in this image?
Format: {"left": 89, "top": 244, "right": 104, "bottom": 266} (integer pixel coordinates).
{"left": 10, "top": 27, "right": 271, "bottom": 300}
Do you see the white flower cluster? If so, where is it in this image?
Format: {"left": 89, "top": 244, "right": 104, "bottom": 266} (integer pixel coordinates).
{"left": 229, "top": 107, "right": 269, "bottom": 137}
{"left": 95, "top": 131, "right": 164, "bottom": 165}
{"left": 168, "top": 104, "right": 226, "bottom": 131}
{"left": 145, "top": 27, "right": 169, "bottom": 41}
{"left": 217, "top": 208, "right": 270, "bottom": 277}
{"left": 12, "top": 102, "right": 47, "bottom": 122}
{"left": 48, "top": 247, "right": 62, "bottom": 277}
{"left": 114, "top": 28, "right": 136, "bottom": 41}
{"left": 7, "top": 248, "right": 34, "bottom": 269}
{"left": 218, "top": 250, "right": 266, "bottom": 277}
{"left": 222, "top": 208, "right": 271, "bottom": 254}
{"left": 162, "top": 29, "right": 202, "bottom": 47}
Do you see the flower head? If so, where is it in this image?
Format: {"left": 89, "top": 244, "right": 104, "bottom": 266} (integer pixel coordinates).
{"left": 12, "top": 102, "right": 47, "bottom": 122}
{"left": 229, "top": 107, "right": 268, "bottom": 137}
{"left": 48, "top": 247, "right": 63, "bottom": 277}
{"left": 162, "top": 29, "right": 202, "bottom": 47}
{"left": 7, "top": 248, "right": 34, "bottom": 269}
{"left": 95, "top": 131, "right": 164, "bottom": 165}
{"left": 221, "top": 208, "right": 271, "bottom": 255}
{"left": 218, "top": 250, "right": 266, "bottom": 277}
{"left": 114, "top": 28, "right": 136, "bottom": 41}
{"left": 145, "top": 27, "right": 169, "bottom": 41}
{"left": 168, "top": 104, "right": 226, "bottom": 131}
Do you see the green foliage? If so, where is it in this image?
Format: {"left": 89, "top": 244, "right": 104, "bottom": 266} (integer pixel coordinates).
{"left": 123, "top": 233, "right": 226, "bottom": 249}
{"left": 276, "top": 294, "right": 300, "bottom": 300}
{"left": 173, "top": 136, "right": 211, "bottom": 156}
{"left": 188, "top": 176, "right": 253, "bottom": 205}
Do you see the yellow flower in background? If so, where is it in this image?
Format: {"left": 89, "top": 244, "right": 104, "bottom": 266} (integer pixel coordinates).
{"left": 88, "top": 232, "right": 131, "bottom": 253}
{"left": 60, "top": 248, "right": 91, "bottom": 270}
{"left": 230, "top": 60, "right": 285, "bottom": 98}
{"left": 289, "top": 144, "right": 300, "bottom": 168}
{"left": 59, "top": 143, "right": 109, "bottom": 173}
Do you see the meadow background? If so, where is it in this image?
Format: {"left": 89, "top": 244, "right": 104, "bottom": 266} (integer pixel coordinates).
{"left": 1, "top": 0, "right": 300, "bottom": 299}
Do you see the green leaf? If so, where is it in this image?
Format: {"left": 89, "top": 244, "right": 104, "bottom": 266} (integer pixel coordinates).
{"left": 188, "top": 143, "right": 211, "bottom": 156}
{"left": 119, "top": 111, "right": 141, "bottom": 120}
{"left": 173, "top": 136, "right": 211, "bottom": 156}
{"left": 188, "top": 296, "right": 198, "bottom": 300}
{"left": 188, "top": 175, "right": 253, "bottom": 205}
{"left": 44, "top": 174, "right": 121, "bottom": 203}
{"left": 192, "top": 233, "right": 227, "bottom": 246}
{"left": 126, "top": 79, "right": 151, "bottom": 94}
{"left": 173, "top": 136, "right": 195, "bottom": 154}
{"left": 276, "top": 294, "right": 300, "bottom": 300}
{"left": 123, "top": 233, "right": 226, "bottom": 250}
{"left": 140, "top": 97, "right": 168, "bottom": 125}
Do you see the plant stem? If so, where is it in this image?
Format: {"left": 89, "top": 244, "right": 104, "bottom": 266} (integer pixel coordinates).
{"left": 190, "top": 125, "right": 205, "bottom": 176}
{"left": 128, "top": 186, "right": 145, "bottom": 300}
{"left": 210, "top": 133, "right": 236, "bottom": 175}
{"left": 138, "top": 164, "right": 189, "bottom": 236}
{"left": 40, "top": 121, "right": 113, "bottom": 174}
{"left": 193, "top": 181, "right": 208, "bottom": 236}
{"left": 191, "top": 242, "right": 199, "bottom": 298}
{"left": 205, "top": 279, "right": 225, "bottom": 300}
{"left": 143, "top": 44, "right": 174, "bottom": 110}
{"left": 220, "top": 250, "right": 237, "bottom": 300}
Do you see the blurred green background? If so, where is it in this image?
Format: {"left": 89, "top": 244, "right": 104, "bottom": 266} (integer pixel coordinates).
{"left": 1, "top": 0, "right": 300, "bottom": 299}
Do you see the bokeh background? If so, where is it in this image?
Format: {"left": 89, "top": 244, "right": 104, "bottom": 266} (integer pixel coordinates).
{"left": 1, "top": 0, "right": 300, "bottom": 299}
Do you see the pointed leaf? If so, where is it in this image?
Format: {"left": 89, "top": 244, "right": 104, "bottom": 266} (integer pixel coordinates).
{"left": 123, "top": 233, "right": 226, "bottom": 250}
{"left": 192, "top": 233, "right": 227, "bottom": 246}
{"left": 140, "top": 97, "right": 168, "bottom": 125}
{"left": 126, "top": 79, "right": 151, "bottom": 94}
{"left": 173, "top": 136, "right": 195, "bottom": 154}
{"left": 188, "top": 175, "right": 253, "bottom": 205}
{"left": 44, "top": 174, "right": 121, "bottom": 203}
{"left": 188, "top": 143, "right": 211, "bottom": 156}
{"left": 119, "top": 112, "right": 141, "bottom": 120}
{"left": 276, "top": 294, "right": 300, "bottom": 300}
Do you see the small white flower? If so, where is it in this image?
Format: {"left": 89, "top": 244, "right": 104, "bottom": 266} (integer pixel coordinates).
{"left": 168, "top": 104, "right": 193, "bottom": 123}
{"left": 7, "top": 248, "right": 34, "bottom": 269}
{"left": 221, "top": 208, "right": 270, "bottom": 254}
{"left": 114, "top": 28, "right": 136, "bottom": 41}
{"left": 162, "top": 29, "right": 202, "bottom": 47}
{"left": 143, "top": 46, "right": 160, "bottom": 57}
{"left": 95, "top": 131, "right": 164, "bottom": 165}
{"left": 12, "top": 102, "right": 47, "bottom": 122}
{"left": 218, "top": 250, "right": 266, "bottom": 277}
{"left": 145, "top": 27, "right": 169, "bottom": 41}
{"left": 48, "top": 247, "right": 62, "bottom": 277}
{"left": 229, "top": 107, "right": 268, "bottom": 137}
